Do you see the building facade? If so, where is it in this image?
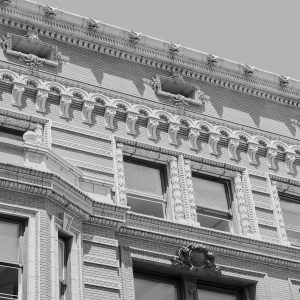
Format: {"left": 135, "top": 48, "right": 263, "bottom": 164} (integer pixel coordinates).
{"left": 0, "top": 1, "right": 300, "bottom": 299}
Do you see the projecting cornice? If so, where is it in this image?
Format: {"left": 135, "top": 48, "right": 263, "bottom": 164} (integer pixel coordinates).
{"left": 1, "top": 1, "right": 300, "bottom": 108}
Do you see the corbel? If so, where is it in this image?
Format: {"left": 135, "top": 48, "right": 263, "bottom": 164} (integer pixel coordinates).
{"left": 104, "top": 106, "right": 117, "bottom": 130}
{"left": 168, "top": 122, "right": 180, "bottom": 145}
{"left": 36, "top": 89, "right": 49, "bottom": 113}
{"left": 147, "top": 117, "right": 159, "bottom": 140}
{"left": 188, "top": 127, "right": 200, "bottom": 150}
{"left": 23, "top": 123, "right": 43, "bottom": 146}
{"left": 126, "top": 111, "right": 138, "bottom": 135}
{"left": 82, "top": 100, "right": 95, "bottom": 124}
{"left": 59, "top": 94, "right": 72, "bottom": 118}
{"left": 59, "top": 212, "right": 73, "bottom": 233}
{"left": 228, "top": 137, "right": 239, "bottom": 160}
{"left": 12, "top": 82, "right": 25, "bottom": 107}
{"left": 208, "top": 132, "right": 220, "bottom": 155}
{"left": 285, "top": 152, "right": 296, "bottom": 174}
{"left": 267, "top": 147, "right": 277, "bottom": 169}
{"left": 248, "top": 142, "right": 259, "bottom": 164}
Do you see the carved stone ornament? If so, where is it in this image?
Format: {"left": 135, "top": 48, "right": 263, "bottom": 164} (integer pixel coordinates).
{"left": 279, "top": 75, "right": 290, "bottom": 86}
{"left": 129, "top": 31, "right": 141, "bottom": 43}
{"left": 228, "top": 137, "right": 239, "bottom": 160}
{"left": 44, "top": 4, "right": 57, "bottom": 17}
{"left": 87, "top": 18, "right": 101, "bottom": 30}
{"left": 267, "top": 147, "right": 277, "bottom": 169}
{"left": 243, "top": 64, "right": 255, "bottom": 75}
{"left": 147, "top": 117, "right": 159, "bottom": 140}
{"left": 188, "top": 127, "right": 200, "bottom": 150}
{"left": 208, "top": 132, "right": 220, "bottom": 155}
{"left": 82, "top": 100, "right": 95, "bottom": 124}
{"left": 169, "top": 42, "right": 180, "bottom": 54}
{"left": 59, "top": 94, "right": 72, "bottom": 118}
{"left": 171, "top": 244, "right": 221, "bottom": 274}
{"left": 285, "top": 152, "right": 296, "bottom": 173}
{"left": 207, "top": 53, "right": 219, "bottom": 65}
{"left": 36, "top": 89, "right": 49, "bottom": 112}
{"left": 12, "top": 82, "right": 25, "bottom": 107}
{"left": 126, "top": 111, "right": 138, "bottom": 135}
{"left": 168, "top": 122, "right": 180, "bottom": 145}
{"left": 0, "top": 0, "right": 11, "bottom": 5}
{"left": 248, "top": 142, "right": 259, "bottom": 164}
{"left": 104, "top": 106, "right": 117, "bottom": 130}
{"left": 23, "top": 123, "right": 43, "bottom": 146}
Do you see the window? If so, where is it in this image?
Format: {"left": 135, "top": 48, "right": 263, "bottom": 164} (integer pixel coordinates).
{"left": 192, "top": 174, "right": 233, "bottom": 232}
{"left": 197, "top": 287, "right": 239, "bottom": 300}
{"left": 134, "top": 275, "right": 178, "bottom": 300}
{"left": 279, "top": 193, "right": 300, "bottom": 246}
{"left": 0, "top": 218, "right": 24, "bottom": 300}
{"left": 124, "top": 157, "right": 168, "bottom": 218}
{"left": 58, "top": 236, "right": 71, "bottom": 300}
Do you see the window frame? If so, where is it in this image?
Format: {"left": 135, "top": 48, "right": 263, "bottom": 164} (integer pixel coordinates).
{"left": 192, "top": 172, "right": 234, "bottom": 232}
{"left": 197, "top": 284, "right": 242, "bottom": 300}
{"left": 0, "top": 215, "right": 26, "bottom": 300}
{"left": 123, "top": 156, "right": 169, "bottom": 218}
{"left": 278, "top": 192, "right": 300, "bottom": 247}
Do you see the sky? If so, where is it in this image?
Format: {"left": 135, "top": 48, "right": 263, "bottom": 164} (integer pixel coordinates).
{"left": 32, "top": 0, "right": 300, "bottom": 80}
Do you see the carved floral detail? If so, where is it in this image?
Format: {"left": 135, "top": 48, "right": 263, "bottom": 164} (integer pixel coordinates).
{"left": 270, "top": 181, "right": 290, "bottom": 246}
{"left": 171, "top": 244, "right": 221, "bottom": 273}
{"left": 82, "top": 100, "right": 94, "bottom": 124}
{"left": 234, "top": 172, "right": 251, "bottom": 236}
{"left": 126, "top": 111, "right": 138, "bottom": 135}
{"left": 114, "top": 143, "right": 127, "bottom": 206}
{"left": 87, "top": 18, "right": 100, "bottom": 30}
{"left": 23, "top": 123, "right": 43, "bottom": 146}
{"left": 267, "top": 147, "right": 277, "bottom": 169}
{"left": 104, "top": 106, "right": 117, "bottom": 130}
{"left": 21, "top": 54, "right": 44, "bottom": 69}
{"left": 243, "top": 64, "right": 255, "bottom": 75}
{"left": 169, "top": 42, "right": 180, "bottom": 55}
{"left": 279, "top": 75, "right": 290, "bottom": 86}
{"left": 170, "top": 157, "right": 184, "bottom": 222}
{"left": 129, "top": 31, "right": 141, "bottom": 43}
{"left": 147, "top": 117, "right": 159, "bottom": 140}
{"left": 36, "top": 89, "right": 49, "bottom": 112}
{"left": 228, "top": 137, "right": 239, "bottom": 160}
{"left": 188, "top": 128, "right": 200, "bottom": 150}
{"left": 168, "top": 123, "right": 180, "bottom": 145}
{"left": 12, "top": 82, "right": 25, "bottom": 106}
{"left": 208, "top": 132, "right": 220, "bottom": 155}
{"left": 207, "top": 53, "right": 219, "bottom": 65}
{"left": 248, "top": 142, "right": 259, "bottom": 164}
{"left": 59, "top": 94, "right": 72, "bottom": 118}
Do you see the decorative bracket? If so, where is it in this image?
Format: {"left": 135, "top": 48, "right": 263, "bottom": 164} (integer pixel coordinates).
{"left": 104, "top": 106, "right": 117, "bottom": 130}
{"left": 12, "top": 82, "right": 25, "bottom": 107}
{"left": 267, "top": 147, "right": 277, "bottom": 169}
{"left": 36, "top": 89, "right": 49, "bottom": 113}
{"left": 147, "top": 117, "right": 159, "bottom": 140}
{"left": 59, "top": 94, "right": 72, "bottom": 118}
{"left": 60, "top": 212, "right": 73, "bottom": 233}
{"left": 171, "top": 244, "right": 221, "bottom": 274}
{"left": 248, "top": 142, "right": 259, "bottom": 164}
{"left": 208, "top": 132, "right": 220, "bottom": 155}
{"left": 82, "top": 100, "right": 95, "bottom": 124}
{"left": 168, "top": 122, "right": 180, "bottom": 145}
{"left": 228, "top": 137, "right": 239, "bottom": 160}
{"left": 126, "top": 111, "right": 138, "bottom": 135}
{"left": 285, "top": 152, "right": 296, "bottom": 173}
{"left": 188, "top": 127, "right": 200, "bottom": 150}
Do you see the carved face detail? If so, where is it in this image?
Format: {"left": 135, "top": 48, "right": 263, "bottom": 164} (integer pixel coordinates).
{"left": 189, "top": 248, "right": 206, "bottom": 266}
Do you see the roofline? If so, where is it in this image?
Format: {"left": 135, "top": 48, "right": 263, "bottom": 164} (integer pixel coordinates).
{"left": 2, "top": 0, "right": 300, "bottom": 105}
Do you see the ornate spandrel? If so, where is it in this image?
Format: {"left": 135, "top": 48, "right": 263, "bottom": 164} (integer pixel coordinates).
{"left": 171, "top": 244, "right": 221, "bottom": 274}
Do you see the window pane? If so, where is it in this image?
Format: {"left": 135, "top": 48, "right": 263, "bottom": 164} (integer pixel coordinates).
{"left": 0, "top": 221, "right": 19, "bottom": 262}
{"left": 124, "top": 161, "right": 163, "bottom": 196}
{"left": 192, "top": 177, "right": 228, "bottom": 212}
{"left": 285, "top": 229, "right": 300, "bottom": 246}
{"left": 134, "top": 277, "right": 177, "bottom": 300}
{"left": 197, "top": 214, "right": 231, "bottom": 232}
{"left": 280, "top": 200, "right": 300, "bottom": 228}
{"left": 58, "top": 239, "right": 65, "bottom": 281}
{"left": 197, "top": 289, "right": 237, "bottom": 300}
{"left": 0, "top": 266, "right": 18, "bottom": 299}
{"left": 127, "top": 196, "right": 164, "bottom": 218}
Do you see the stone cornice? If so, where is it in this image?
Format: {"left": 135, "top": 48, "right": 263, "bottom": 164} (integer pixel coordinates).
{"left": 2, "top": 1, "right": 300, "bottom": 108}
{"left": 118, "top": 225, "right": 300, "bottom": 271}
